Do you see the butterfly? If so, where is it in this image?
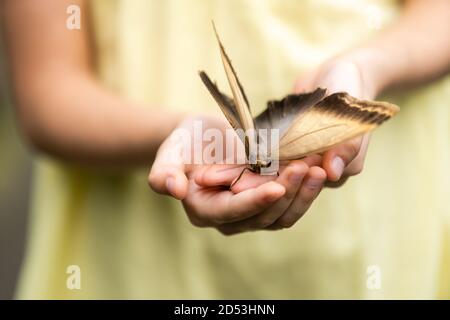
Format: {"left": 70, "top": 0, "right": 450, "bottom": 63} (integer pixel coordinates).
{"left": 199, "top": 23, "right": 399, "bottom": 187}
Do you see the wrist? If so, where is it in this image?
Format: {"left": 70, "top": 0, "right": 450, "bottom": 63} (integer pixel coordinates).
{"left": 340, "top": 48, "right": 393, "bottom": 98}
{"left": 309, "top": 50, "right": 387, "bottom": 100}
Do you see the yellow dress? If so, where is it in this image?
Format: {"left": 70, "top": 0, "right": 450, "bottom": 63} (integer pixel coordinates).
{"left": 17, "top": 0, "right": 450, "bottom": 299}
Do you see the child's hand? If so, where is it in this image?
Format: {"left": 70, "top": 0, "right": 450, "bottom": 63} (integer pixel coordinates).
{"left": 296, "top": 58, "right": 375, "bottom": 187}
{"left": 148, "top": 116, "right": 326, "bottom": 235}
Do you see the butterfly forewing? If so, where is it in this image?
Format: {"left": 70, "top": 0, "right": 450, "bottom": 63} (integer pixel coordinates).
{"left": 277, "top": 92, "right": 400, "bottom": 160}
{"left": 198, "top": 71, "right": 243, "bottom": 133}
{"left": 200, "top": 23, "right": 258, "bottom": 160}
{"left": 211, "top": 23, "right": 255, "bottom": 133}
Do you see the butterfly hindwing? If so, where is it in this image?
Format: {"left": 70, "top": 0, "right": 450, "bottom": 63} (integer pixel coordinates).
{"left": 198, "top": 71, "right": 243, "bottom": 132}
{"left": 254, "top": 88, "right": 327, "bottom": 137}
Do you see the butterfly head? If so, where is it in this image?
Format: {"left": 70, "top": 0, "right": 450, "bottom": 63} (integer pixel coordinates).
{"left": 250, "top": 159, "right": 272, "bottom": 173}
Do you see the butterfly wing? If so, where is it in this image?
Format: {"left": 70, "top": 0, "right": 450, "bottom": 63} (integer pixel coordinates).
{"left": 254, "top": 88, "right": 327, "bottom": 136}
{"left": 198, "top": 71, "right": 243, "bottom": 133}
{"left": 277, "top": 92, "right": 399, "bottom": 160}
{"left": 211, "top": 22, "right": 254, "bottom": 133}
{"left": 199, "top": 22, "right": 256, "bottom": 158}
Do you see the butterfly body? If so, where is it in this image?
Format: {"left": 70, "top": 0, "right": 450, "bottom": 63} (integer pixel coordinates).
{"left": 250, "top": 159, "right": 272, "bottom": 174}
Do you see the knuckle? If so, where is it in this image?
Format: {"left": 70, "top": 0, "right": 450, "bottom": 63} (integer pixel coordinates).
{"left": 352, "top": 165, "right": 363, "bottom": 175}
{"left": 347, "top": 161, "right": 364, "bottom": 176}
{"left": 254, "top": 217, "right": 276, "bottom": 228}
{"left": 347, "top": 138, "right": 362, "bottom": 157}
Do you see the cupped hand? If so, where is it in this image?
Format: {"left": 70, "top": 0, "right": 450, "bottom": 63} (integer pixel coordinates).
{"left": 295, "top": 58, "right": 376, "bottom": 187}
{"left": 148, "top": 57, "right": 374, "bottom": 234}
{"left": 148, "top": 116, "right": 326, "bottom": 235}
{"left": 190, "top": 159, "right": 326, "bottom": 234}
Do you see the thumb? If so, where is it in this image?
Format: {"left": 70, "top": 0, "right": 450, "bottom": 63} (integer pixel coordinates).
{"left": 148, "top": 128, "right": 189, "bottom": 200}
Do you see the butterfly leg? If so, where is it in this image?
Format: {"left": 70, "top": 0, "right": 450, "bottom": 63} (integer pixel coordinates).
{"left": 230, "top": 167, "right": 254, "bottom": 190}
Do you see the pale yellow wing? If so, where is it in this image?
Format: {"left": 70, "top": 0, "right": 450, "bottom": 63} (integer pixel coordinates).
{"left": 212, "top": 22, "right": 254, "bottom": 133}
{"left": 277, "top": 92, "right": 400, "bottom": 160}
{"left": 208, "top": 22, "right": 258, "bottom": 158}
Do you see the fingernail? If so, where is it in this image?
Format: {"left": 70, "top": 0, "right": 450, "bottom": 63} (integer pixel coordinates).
{"left": 166, "top": 177, "right": 175, "bottom": 196}
{"left": 305, "top": 177, "right": 322, "bottom": 189}
{"left": 332, "top": 157, "right": 345, "bottom": 180}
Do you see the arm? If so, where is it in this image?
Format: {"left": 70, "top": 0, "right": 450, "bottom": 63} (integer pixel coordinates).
{"left": 355, "top": 0, "right": 450, "bottom": 95}
{"left": 2, "top": 0, "right": 326, "bottom": 235}
{"left": 1, "top": 0, "right": 182, "bottom": 166}
{"left": 298, "top": 0, "right": 450, "bottom": 184}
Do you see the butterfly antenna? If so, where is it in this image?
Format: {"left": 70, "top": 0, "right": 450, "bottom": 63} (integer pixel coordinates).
{"left": 215, "top": 164, "right": 247, "bottom": 174}
{"left": 229, "top": 167, "right": 251, "bottom": 190}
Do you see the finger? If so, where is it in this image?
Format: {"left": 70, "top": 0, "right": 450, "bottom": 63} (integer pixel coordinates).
{"left": 194, "top": 164, "right": 245, "bottom": 186}
{"left": 293, "top": 69, "right": 318, "bottom": 93}
{"left": 270, "top": 166, "right": 326, "bottom": 229}
{"left": 301, "top": 154, "right": 323, "bottom": 167}
{"left": 325, "top": 176, "right": 349, "bottom": 188}
{"left": 148, "top": 129, "right": 189, "bottom": 200}
{"left": 195, "top": 164, "right": 279, "bottom": 191}
{"left": 315, "top": 60, "right": 364, "bottom": 97}
{"left": 219, "top": 161, "right": 308, "bottom": 232}
{"left": 322, "top": 135, "right": 364, "bottom": 181}
{"left": 230, "top": 166, "right": 288, "bottom": 193}
{"left": 190, "top": 181, "right": 286, "bottom": 225}
{"left": 342, "top": 133, "right": 370, "bottom": 176}
{"left": 194, "top": 157, "right": 319, "bottom": 192}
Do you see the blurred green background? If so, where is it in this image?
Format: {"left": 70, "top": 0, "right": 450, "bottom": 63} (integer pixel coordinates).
{"left": 0, "top": 34, "right": 31, "bottom": 299}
